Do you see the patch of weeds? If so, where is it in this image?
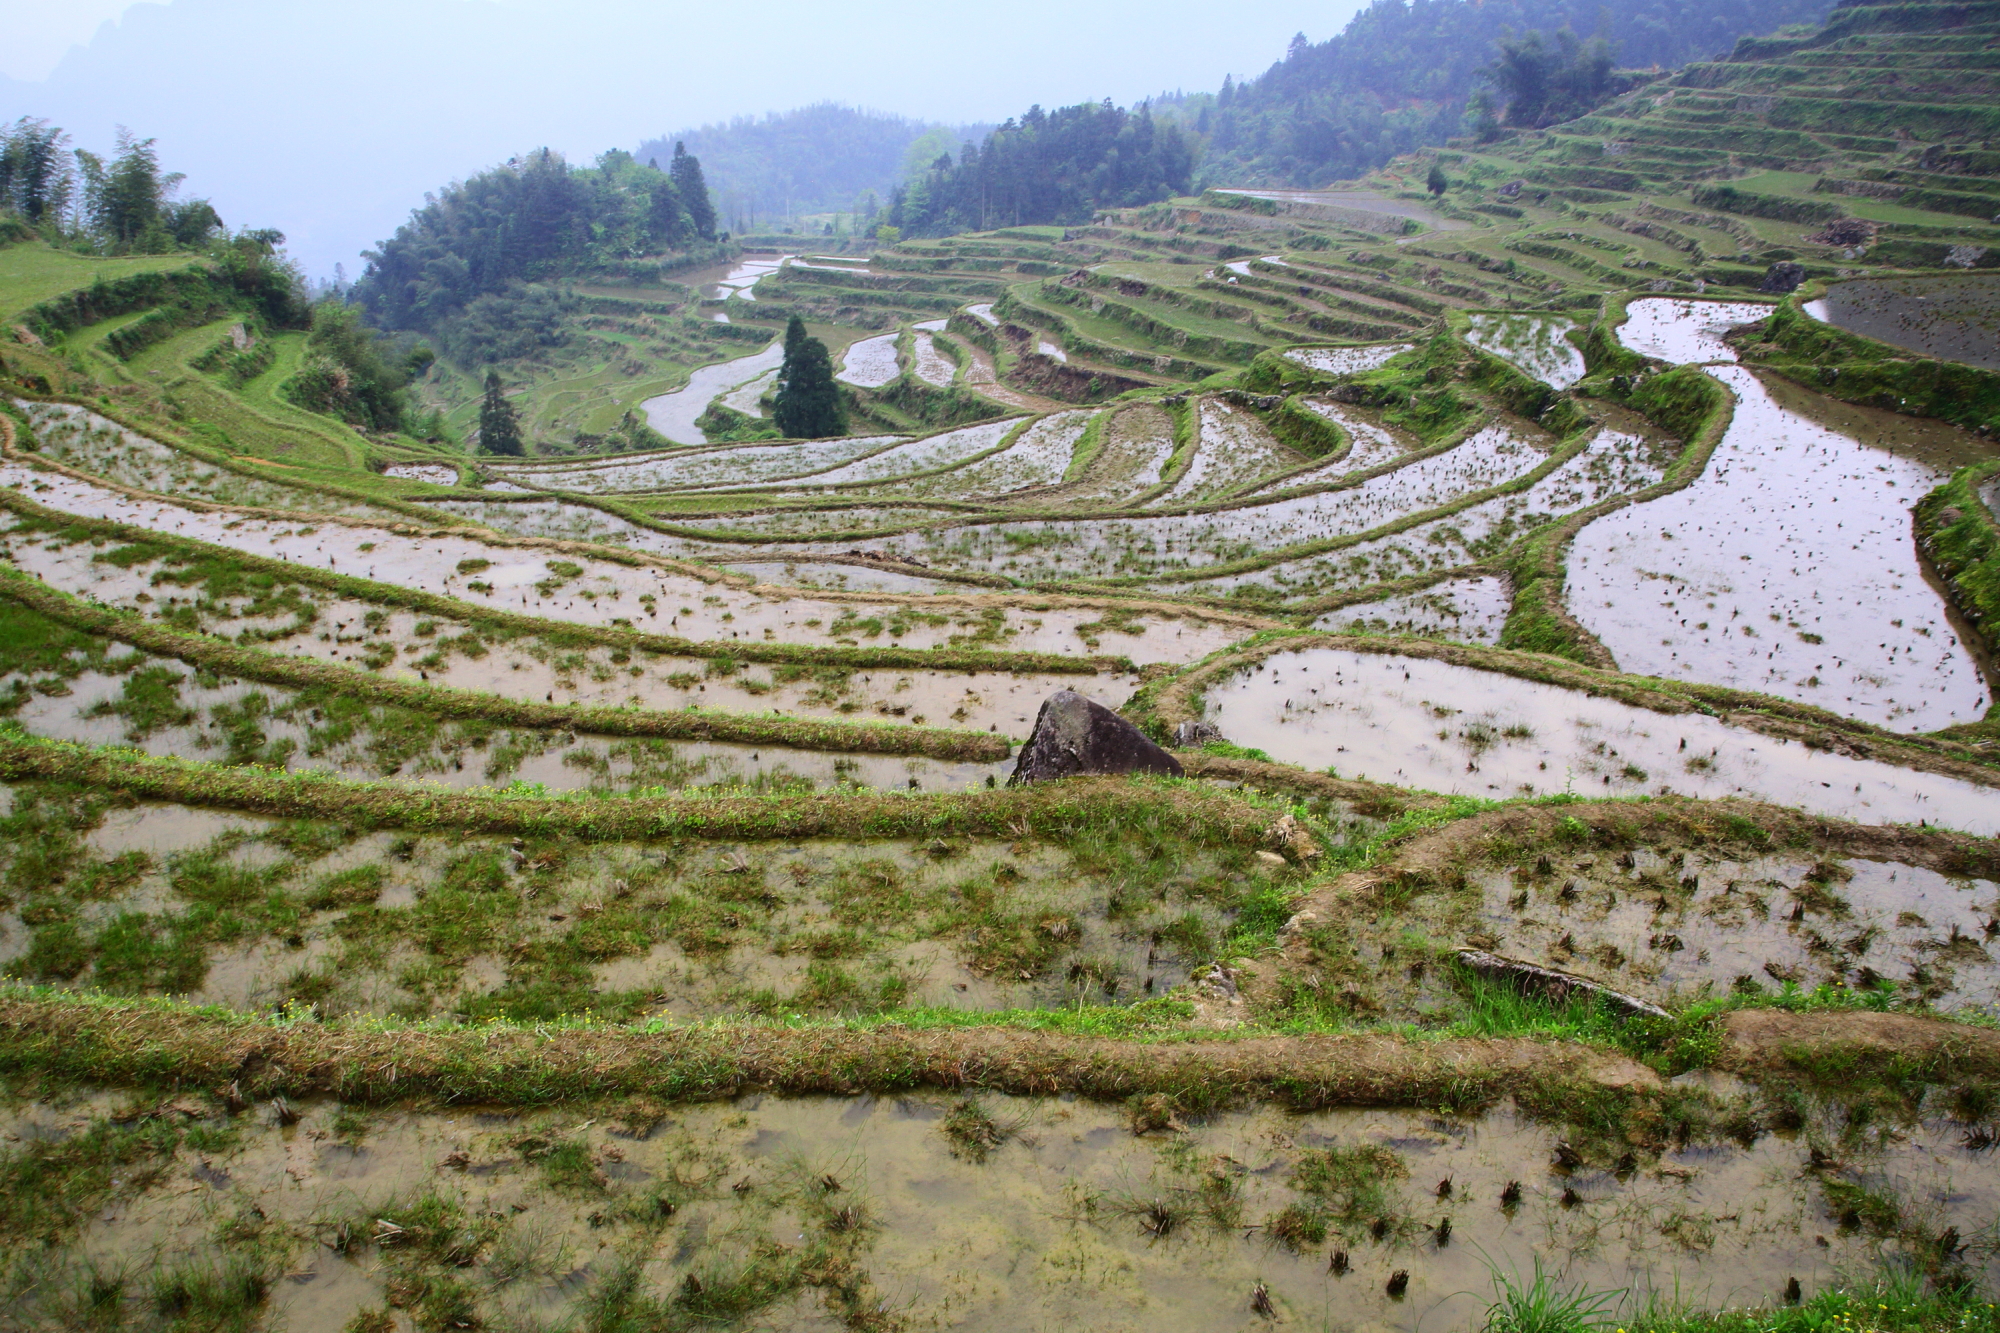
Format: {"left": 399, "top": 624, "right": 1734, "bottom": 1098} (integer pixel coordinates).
{"left": 306, "top": 863, "right": 388, "bottom": 910}
{"left": 150, "top": 1255, "right": 273, "bottom": 1333}
{"left": 0, "top": 1115, "right": 209, "bottom": 1244}
{"left": 1288, "top": 1143, "right": 1412, "bottom": 1240}
{"left": 1266, "top": 1200, "right": 1330, "bottom": 1250}
{"left": 84, "top": 664, "right": 197, "bottom": 739}
{"left": 1822, "top": 1178, "right": 1903, "bottom": 1236}
{"left": 942, "top": 1099, "right": 1012, "bottom": 1163}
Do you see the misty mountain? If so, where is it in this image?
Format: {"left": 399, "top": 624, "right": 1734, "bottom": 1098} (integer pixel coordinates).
{"left": 636, "top": 105, "right": 992, "bottom": 232}
{"left": 1165, "top": 0, "right": 1839, "bottom": 188}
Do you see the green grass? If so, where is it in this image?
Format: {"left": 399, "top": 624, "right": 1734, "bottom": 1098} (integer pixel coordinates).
{"left": 0, "top": 242, "right": 194, "bottom": 321}
{"left": 121, "top": 320, "right": 370, "bottom": 469}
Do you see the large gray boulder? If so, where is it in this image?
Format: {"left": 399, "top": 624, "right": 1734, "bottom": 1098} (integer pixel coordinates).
{"left": 1008, "top": 690, "right": 1184, "bottom": 786}
{"left": 1758, "top": 260, "right": 1807, "bottom": 294}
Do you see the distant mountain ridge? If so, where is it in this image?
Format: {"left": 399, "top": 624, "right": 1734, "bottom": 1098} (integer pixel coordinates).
{"left": 1162, "top": 0, "right": 1841, "bottom": 189}
{"left": 636, "top": 104, "right": 991, "bottom": 232}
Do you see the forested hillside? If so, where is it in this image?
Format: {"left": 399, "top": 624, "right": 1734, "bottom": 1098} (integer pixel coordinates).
{"left": 351, "top": 145, "right": 725, "bottom": 363}
{"left": 635, "top": 104, "right": 983, "bottom": 233}
{"left": 884, "top": 101, "right": 1196, "bottom": 235}
{"left": 1167, "top": 0, "right": 1838, "bottom": 187}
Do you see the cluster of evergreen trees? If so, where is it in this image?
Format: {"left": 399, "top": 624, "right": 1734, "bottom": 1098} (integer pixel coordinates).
{"left": 884, "top": 101, "right": 1194, "bottom": 236}
{"left": 352, "top": 143, "right": 719, "bottom": 361}
{"left": 1168, "top": 0, "right": 1833, "bottom": 188}
{"left": 0, "top": 118, "right": 225, "bottom": 252}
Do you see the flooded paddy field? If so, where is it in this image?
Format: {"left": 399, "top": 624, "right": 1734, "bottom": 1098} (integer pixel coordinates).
{"left": 1465, "top": 312, "right": 1587, "bottom": 390}
{"left": 13, "top": 401, "right": 406, "bottom": 518}
{"left": 0, "top": 784, "right": 1276, "bottom": 1020}
{"left": 837, "top": 332, "right": 901, "bottom": 387}
{"left": 1313, "top": 574, "right": 1514, "bottom": 643}
{"left": 0, "top": 648, "right": 1018, "bottom": 795}
{"left": 1806, "top": 274, "right": 2000, "bottom": 373}
{"left": 1158, "top": 400, "right": 1305, "bottom": 505}
{"left": 5, "top": 1074, "right": 1999, "bottom": 1332}
{"left": 758, "top": 417, "right": 1560, "bottom": 586}
{"left": 1566, "top": 365, "right": 1991, "bottom": 732}
{"left": 1615, "top": 298, "right": 1774, "bottom": 365}
{"left": 1199, "top": 645, "right": 2000, "bottom": 834}
{"left": 1283, "top": 343, "right": 1412, "bottom": 374}
{"left": 0, "top": 463, "right": 1248, "bottom": 663}
{"left": 1193, "top": 425, "right": 1668, "bottom": 601}
{"left": 640, "top": 341, "right": 785, "bottom": 446}
{"left": 12, "top": 170, "right": 2000, "bottom": 1333}
{"left": 484, "top": 434, "right": 909, "bottom": 494}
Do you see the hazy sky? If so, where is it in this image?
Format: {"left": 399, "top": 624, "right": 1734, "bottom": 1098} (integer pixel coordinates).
{"left": 0, "top": 0, "right": 1363, "bottom": 277}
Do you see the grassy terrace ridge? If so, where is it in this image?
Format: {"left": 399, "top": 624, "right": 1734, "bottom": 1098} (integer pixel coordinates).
{"left": 1135, "top": 630, "right": 2000, "bottom": 785}
{"left": 0, "top": 741, "right": 1285, "bottom": 842}
{"left": 0, "top": 986, "right": 1730, "bottom": 1111}
{"left": 0, "top": 569, "right": 1013, "bottom": 763}
{"left": 1917, "top": 457, "right": 2000, "bottom": 670}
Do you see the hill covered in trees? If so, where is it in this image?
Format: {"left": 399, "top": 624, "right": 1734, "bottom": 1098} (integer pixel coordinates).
{"left": 1164, "top": 0, "right": 1839, "bottom": 188}
{"left": 636, "top": 104, "right": 984, "bottom": 234}
{"left": 351, "top": 145, "right": 724, "bottom": 363}
{"left": 883, "top": 100, "right": 1196, "bottom": 235}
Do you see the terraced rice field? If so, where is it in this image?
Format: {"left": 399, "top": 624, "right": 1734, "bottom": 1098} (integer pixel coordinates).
{"left": 5, "top": 4, "right": 2000, "bottom": 1318}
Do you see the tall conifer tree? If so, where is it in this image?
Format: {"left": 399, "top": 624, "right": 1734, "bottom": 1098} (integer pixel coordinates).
{"left": 773, "top": 320, "right": 844, "bottom": 440}
{"left": 478, "top": 370, "right": 525, "bottom": 455}
{"left": 670, "top": 142, "right": 717, "bottom": 240}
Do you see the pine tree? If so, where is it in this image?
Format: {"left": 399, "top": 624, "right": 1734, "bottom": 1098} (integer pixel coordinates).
{"left": 1426, "top": 163, "right": 1449, "bottom": 196}
{"left": 772, "top": 324, "right": 844, "bottom": 440}
{"left": 670, "top": 142, "right": 717, "bottom": 240}
{"left": 478, "top": 370, "right": 525, "bottom": 455}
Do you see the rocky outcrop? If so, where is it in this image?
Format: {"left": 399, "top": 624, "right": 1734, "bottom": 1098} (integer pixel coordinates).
{"left": 1758, "top": 261, "right": 1808, "bottom": 294}
{"left": 1008, "top": 690, "right": 1184, "bottom": 786}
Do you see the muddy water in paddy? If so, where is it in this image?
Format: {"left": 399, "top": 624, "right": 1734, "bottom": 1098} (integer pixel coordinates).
{"left": 785, "top": 419, "right": 1018, "bottom": 488}
{"left": 1202, "top": 647, "right": 2000, "bottom": 834}
{"left": 639, "top": 340, "right": 785, "bottom": 445}
{"left": 832, "top": 411, "right": 1091, "bottom": 502}
{"left": 1462, "top": 849, "right": 2000, "bottom": 1015}
{"left": 679, "top": 252, "right": 790, "bottom": 302}
{"left": 837, "top": 332, "right": 901, "bottom": 388}
{"left": 381, "top": 461, "right": 459, "bottom": 486}
{"left": 771, "top": 418, "right": 1553, "bottom": 584}
{"left": 1315, "top": 574, "right": 1514, "bottom": 643}
{"left": 0, "top": 658, "right": 1019, "bottom": 794}
{"left": 1281, "top": 343, "right": 1412, "bottom": 375}
{"left": 0, "top": 470, "right": 1243, "bottom": 664}
{"left": 484, "top": 433, "right": 906, "bottom": 493}
{"left": 1615, "top": 298, "right": 1772, "bottom": 364}
{"left": 0, "top": 802, "right": 1249, "bottom": 1018}
{"left": 10, "top": 1090, "right": 1998, "bottom": 1333}
{"left": 1465, "top": 312, "right": 1586, "bottom": 389}
{"left": 1567, "top": 364, "right": 1990, "bottom": 731}
{"left": 0, "top": 530, "right": 1138, "bottom": 740}
{"left": 1807, "top": 273, "right": 2000, "bottom": 372}
{"left": 1194, "top": 425, "right": 1665, "bottom": 600}
{"left": 1158, "top": 399, "right": 1304, "bottom": 505}
{"left": 13, "top": 401, "right": 403, "bottom": 518}
{"left": 912, "top": 328, "right": 957, "bottom": 387}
